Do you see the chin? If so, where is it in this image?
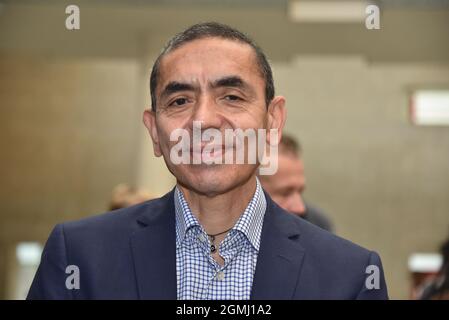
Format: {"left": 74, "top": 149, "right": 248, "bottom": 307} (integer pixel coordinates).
{"left": 175, "top": 164, "right": 255, "bottom": 197}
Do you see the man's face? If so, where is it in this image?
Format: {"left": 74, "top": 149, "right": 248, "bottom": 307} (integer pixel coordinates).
{"left": 143, "top": 37, "right": 285, "bottom": 196}
{"left": 260, "top": 153, "right": 307, "bottom": 216}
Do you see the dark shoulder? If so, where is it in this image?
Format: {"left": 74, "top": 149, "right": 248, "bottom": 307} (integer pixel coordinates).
{"left": 61, "top": 191, "right": 172, "bottom": 238}
{"left": 304, "top": 203, "right": 334, "bottom": 232}
{"left": 272, "top": 200, "right": 373, "bottom": 262}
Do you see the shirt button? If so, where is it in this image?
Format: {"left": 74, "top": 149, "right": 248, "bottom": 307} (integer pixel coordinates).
{"left": 198, "top": 233, "right": 206, "bottom": 243}
{"left": 216, "top": 271, "right": 225, "bottom": 281}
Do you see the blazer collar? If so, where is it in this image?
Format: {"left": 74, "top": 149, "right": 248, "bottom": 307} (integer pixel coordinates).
{"left": 130, "top": 188, "right": 306, "bottom": 300}
{"left": 131, "top": 189, "right": 177, "bottom": 299}
{"left": 250, "top": 191, "right": 306, "bottom": 300}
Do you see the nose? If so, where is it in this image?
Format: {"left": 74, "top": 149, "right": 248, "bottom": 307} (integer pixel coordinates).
{"left": 287, "top": 192, "right": 306, "bottom": 217}
{"left": 189, "top": 94, "right": 223, "bottom": 131}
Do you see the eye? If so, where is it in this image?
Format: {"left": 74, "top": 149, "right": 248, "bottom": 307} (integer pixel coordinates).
{"left": 169, "top": 97, "right": 189, "bottom": 107}
{"left": 281, "top": 191, "right": 291, "bottom": 198}
{"left": 224, "top": 95, "right": 242, "bottom": 102}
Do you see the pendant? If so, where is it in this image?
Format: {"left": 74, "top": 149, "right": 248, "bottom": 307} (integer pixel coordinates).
{"left": 210, "top": 244, "right": 217, "bottom": 253}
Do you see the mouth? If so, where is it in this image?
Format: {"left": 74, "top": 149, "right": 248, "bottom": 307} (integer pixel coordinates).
{"left": 190, "top": 144, "right": 226, "bottom": 163}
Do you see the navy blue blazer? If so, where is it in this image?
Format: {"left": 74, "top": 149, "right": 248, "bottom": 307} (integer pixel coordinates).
{"left": 27, "top": 189, "right": 388, "bottom": 299}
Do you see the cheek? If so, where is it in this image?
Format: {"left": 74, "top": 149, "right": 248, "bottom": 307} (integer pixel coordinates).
{"left": 270, "top": 193, "right": 284, "bottom": 205}
{"left": 156, "top": 122, "right": 178, "bottom": 151}
{"left": 227, "top": 113, "right": 266, "bottom": 131}
{"left": 277, "top": 198, "right": 290, "bottom": 209}
{"left": 224, "top": 101, "right": 266, "bottom": 127}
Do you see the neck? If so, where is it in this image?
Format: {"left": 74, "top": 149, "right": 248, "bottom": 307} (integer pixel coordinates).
{"left": 178, "top": 175, "right": 257, "bottom": 235}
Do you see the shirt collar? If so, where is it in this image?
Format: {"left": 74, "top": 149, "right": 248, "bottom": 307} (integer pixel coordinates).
{"left": 174, "top": 186, "right": 201, "bottom": 249}
{"left": 174, "top": 178, "right": 267, "bottom": 251}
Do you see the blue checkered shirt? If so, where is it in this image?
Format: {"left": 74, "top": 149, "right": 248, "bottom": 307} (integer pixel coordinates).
{"left": 175, "top": 178, "right": 267, "bottom": 300}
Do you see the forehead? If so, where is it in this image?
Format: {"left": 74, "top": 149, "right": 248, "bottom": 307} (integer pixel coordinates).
{"left": 158, "top": 37, "right": 261, "bottom": 86}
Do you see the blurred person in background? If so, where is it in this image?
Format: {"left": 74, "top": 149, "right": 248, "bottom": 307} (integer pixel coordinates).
{"left": 420, "top": 234, "right": 449, "bottom": 300}
{"left": 259, "top": 134, "right": 334, "bottom": 232}
{"left": 109, "top": 184, "right": 154, "bottom": 210}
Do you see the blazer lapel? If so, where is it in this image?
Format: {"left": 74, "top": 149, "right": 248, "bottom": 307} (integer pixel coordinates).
{"left": 251, "top": 194, "right": 306, "bottom": 300}
{"left": 130, "top": 190, "right": 177, "bottom": 299}
{"left": 129, "top": 189, "right": 305, "bottom": 300}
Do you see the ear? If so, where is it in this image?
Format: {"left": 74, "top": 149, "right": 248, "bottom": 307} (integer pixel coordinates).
{"left": 142, "top": 109, "right": 162, "bottom": 157}
{"left": 266, "top": 96, "right": 287, "bottom": 145}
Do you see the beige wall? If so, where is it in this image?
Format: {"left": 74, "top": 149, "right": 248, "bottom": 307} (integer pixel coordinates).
{"left": 0, "top": 54, "right": 146, "bottom": 235}
{"left": 274, "top": 56, "right": 449, "bottom": 299}
{"left": 0, "top": 55, "right": 146, "bottom": 297}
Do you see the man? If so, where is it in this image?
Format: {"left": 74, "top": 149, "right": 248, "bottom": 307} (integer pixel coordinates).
{"left": 28, "top": 22, "right": 388, "bottom": 299}
{"left": 260, "top": 134, "right": 334, "bottom": 232}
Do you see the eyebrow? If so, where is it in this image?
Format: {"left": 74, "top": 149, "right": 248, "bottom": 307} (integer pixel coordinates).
{"left": 211, "top": 75, "right": 256, "bottom": 95}
{"left": 160, "top": 81, "right": 196, "bottom": 101}
{"left": 211, "top": 75, "right": 244, "bottom": 88}
{"left": 159, "top": 75, "right": 254, "bottom": 101}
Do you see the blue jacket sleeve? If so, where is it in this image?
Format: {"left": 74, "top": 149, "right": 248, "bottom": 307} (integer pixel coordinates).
{"left": 356, "top": 251, "right": 389, "bottom": 300}
{"left": 27, "top": 224, "right": 73, "bottom": 300}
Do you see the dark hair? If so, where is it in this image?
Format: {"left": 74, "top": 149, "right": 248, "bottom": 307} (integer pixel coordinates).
{"left": 149, "top": 22, "right": 275, "bottom": 111}
{"left": 435, "top": 237, "right": 449, "bottom": 296}
{"left": 279, "top": 134, "right": 302, "bottom": 157}
{"left": 420, "top": 235, "right": 449, "bottom": 300}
